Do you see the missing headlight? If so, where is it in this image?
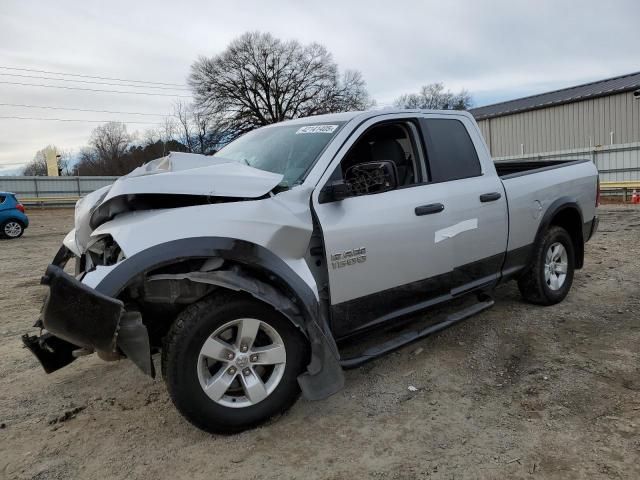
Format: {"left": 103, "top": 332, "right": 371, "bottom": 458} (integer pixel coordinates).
{"left": 86, "top": 235, "right": 125, "bottom": 269}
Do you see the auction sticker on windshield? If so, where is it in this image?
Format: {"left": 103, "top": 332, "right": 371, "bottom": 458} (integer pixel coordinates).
{"left": 296, "top": 125, "right": 339, "bottom": 134}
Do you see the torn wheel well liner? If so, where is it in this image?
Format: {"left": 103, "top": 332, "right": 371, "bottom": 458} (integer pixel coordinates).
{"left": 144, "top": 267, "right": 308, "bottom": 338}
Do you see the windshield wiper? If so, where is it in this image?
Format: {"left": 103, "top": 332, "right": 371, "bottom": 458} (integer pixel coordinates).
{"left": 272, "top": 183, "right": 290, "bottom": 194}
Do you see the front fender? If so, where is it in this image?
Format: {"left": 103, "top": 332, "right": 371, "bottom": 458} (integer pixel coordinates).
{"left": 93, "top": 237, "right": 344, "bottom": 401}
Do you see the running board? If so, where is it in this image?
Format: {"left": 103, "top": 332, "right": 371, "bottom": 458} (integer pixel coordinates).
{"left": 340, "top": 296, "right": 495, "bottom": 369}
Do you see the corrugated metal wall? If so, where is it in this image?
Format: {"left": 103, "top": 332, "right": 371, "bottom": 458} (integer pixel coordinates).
{"left": 493, "top": 142, "right": 640, "bottom": 182}
{"left": 476, "top": 91, "right": 640, "bottom": 157}
{"left": 0, "top": 176, "right": 117, "bottom": 198}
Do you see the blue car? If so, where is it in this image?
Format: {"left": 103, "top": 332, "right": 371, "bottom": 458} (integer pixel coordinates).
{"left": 0, "top": 192, "right": 28, "bottom": 239}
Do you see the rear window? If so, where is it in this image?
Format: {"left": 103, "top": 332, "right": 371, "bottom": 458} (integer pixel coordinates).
{"left": 419, "top": 118, "right": 481, "bottom": 182}
{"left": 0, "top": 195, "right": 5, "bottom": 204}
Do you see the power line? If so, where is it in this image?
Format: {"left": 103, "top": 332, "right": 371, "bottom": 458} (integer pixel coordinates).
{"left": 0, "top": 115, "right": 164, "bottom": 125}
{"left": 0, "top": 80, "right": 192, "bottom": 97}
{"left": 0, "top": 72, "right": 191, "bottom": 91}
{"left": 0, "top": 66, "right": 187, "bottom": 88}
{"left": 0, "top": 102, "right": 170, "bottom": 117}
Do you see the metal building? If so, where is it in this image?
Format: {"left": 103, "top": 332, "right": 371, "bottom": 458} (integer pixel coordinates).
{"left": 470, "top": 72, "right": 640, "bottom": 181}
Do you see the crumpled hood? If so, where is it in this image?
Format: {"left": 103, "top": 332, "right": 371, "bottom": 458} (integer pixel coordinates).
{"left": 102, "top": 152, "right": 284, "bottom": 201}
{"left": 68, "top": 152, "right": 284, "bottom": 253}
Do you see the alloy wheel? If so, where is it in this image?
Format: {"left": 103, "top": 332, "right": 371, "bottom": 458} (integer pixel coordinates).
{"left": 4, "top": 221, "right": 22, "bottom": 238}
{"left": 196, "top": 318, "right": 286, "bottom": 408}
{"left": 544, "top": 242, "right": 568, "bottom": 290}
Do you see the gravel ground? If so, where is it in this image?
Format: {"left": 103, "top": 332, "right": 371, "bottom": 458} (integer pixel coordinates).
{"left": 1, "top": 206, "right": 639, "bottom": 480}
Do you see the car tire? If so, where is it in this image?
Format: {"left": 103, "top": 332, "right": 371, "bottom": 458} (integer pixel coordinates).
{"left": 162, "top": 291, "right": 309, "bottom": 433}
{"left": 518, "top": 225, "right": 575, "bottom": 306}
{"left": 0, "top": 220, "right": 24, "bottom": 239}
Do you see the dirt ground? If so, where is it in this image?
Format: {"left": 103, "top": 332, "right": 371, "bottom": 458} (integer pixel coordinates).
{"left": 1, "top": 206, "right": 639, "bottom": 480}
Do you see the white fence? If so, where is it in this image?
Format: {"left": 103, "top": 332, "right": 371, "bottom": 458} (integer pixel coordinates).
{"left": 0, "top": 176, "right": 117, "bottom": 201}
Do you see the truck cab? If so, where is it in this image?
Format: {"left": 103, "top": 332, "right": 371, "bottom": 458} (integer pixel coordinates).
{"left": 312, "top": 111, "right": 510, "bottom": 337}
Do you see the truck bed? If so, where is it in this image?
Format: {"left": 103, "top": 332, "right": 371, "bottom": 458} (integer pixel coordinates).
{"left": 495, "top": 158, "right": 591, "bottom": 179}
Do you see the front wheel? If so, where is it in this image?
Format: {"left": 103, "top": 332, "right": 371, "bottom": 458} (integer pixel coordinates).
{"left": 518, "top": 226, "right": 575, "bottom": 305}
{"left": 162, "top": 292, "right": 309, "bottom": 433}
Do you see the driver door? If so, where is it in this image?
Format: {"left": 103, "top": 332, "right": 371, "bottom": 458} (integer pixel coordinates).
{"left": 312, "top": 117, "right": 455, "bottom": 337}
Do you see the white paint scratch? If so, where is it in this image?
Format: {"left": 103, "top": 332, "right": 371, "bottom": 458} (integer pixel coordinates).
{"left": 434, "top": 219, "right": 478, "bottom": 243}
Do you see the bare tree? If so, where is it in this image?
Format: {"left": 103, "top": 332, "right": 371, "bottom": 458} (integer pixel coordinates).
{"left": 22, "top": 145, "right": 71, "bottom": 176}
{"left": 174, "top": 100, "right": 196, "bottom": 152}
{"left": 144, "top": 117, "right": 180, "bottom": 158}
{"left": 189, "top": 32, "right": 373, "bottom": 135}
{"left": 191, "top": 108, "right": 227, "bottom": 154}
{"left": 394, "top": 83, "right": 472, "bottom": 110}
{"left": 57, "top": 150, "right": 71, "bottom": 175}
{"left": 88, "top": 122, "right": 135, "bottom": 175}
{"left": 74, "top": 147, "right": 100, "bottom": 176}
{"left": 72, "top": 122, "right": 134, "bottom": 175}
{"left": 74, "top": 121, "right": 192, "bottom": 176}
{"left": 173, "top": 100, "right": 229, "bottom": 154}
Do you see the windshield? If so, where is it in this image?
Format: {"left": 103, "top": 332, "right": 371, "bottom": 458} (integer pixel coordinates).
{"left": 214, "top": 122, "right": 345, "bottom": 187}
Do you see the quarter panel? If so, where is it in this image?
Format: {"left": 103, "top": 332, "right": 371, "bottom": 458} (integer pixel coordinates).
{"left": 502, "top": 161, "right": 598, "bottom": 251}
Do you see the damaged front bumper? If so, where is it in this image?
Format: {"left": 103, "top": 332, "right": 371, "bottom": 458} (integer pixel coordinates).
{"left": 22, "top": 261, "right": 155, "bottom": 377}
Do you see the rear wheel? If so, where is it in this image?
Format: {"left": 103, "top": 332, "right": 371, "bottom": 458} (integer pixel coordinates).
{"left": 518, "top": 226, "right": 575, "bottom": 305}
{"left": 162, "top": 292, "right": 309, "bottom": 433}
{"left": 1, "top": 220, "right": 24, "bottom": 239}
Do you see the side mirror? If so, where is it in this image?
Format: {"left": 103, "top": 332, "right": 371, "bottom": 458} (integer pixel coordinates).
{"left": 345, "top": 161, "right": 398, "bottom": 196}
{"left": 318, "top": 160, "right": 399, "bottom": 203}
{"left": 319, "top": 179, "right": 352, "bottom": 203}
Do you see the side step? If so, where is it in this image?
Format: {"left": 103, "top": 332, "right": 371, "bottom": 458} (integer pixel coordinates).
{"left": 340, "top": 296, "right": 495, "bottom": 369}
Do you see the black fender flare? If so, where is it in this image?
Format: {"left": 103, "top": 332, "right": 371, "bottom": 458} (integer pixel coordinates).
{"left": 93, "top": 237, "right": 345, "bottom": 400}
{"left": 531, "top": 197, "right": 585, "bottom": 269}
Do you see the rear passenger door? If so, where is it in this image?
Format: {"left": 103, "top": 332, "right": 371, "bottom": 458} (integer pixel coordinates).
{"left": 418, "top": 114, "right": 508, "bottom": 293}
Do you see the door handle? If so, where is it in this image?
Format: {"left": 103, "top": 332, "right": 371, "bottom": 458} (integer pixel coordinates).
{"left": 415, "top": 203, "right": 444, "bottom": 216}
{"left": 480, "top": 192, "right": 502, "bottom": 202}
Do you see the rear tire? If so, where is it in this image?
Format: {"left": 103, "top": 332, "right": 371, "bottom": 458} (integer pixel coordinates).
{"left": 518, "top": 226, "right": 575, "bottom": 305}
{"left": 162, "top": 292, "right": 309, "bottom": 433}
{"left": 0, "top": 220, "right": 24, "bottom": 239}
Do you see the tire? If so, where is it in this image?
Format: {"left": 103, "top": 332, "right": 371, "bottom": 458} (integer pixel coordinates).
{"left": 518, "top": 225, "right": 575, "bottom": 305}
{"left": 162, "top": 291, "right": 309, "bottom": 433}
{"left": 0, "top": 220, "right": 24, "bottom": 239}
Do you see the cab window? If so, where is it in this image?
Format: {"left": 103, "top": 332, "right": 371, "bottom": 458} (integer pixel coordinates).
{"left": 341, "top": 122, "right": 423, "bottom": 187}
{"left": 419, "top": 118, "right": 481, "bottom": 182}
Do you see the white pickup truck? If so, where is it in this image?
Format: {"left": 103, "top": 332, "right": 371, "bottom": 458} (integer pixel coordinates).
{"left": 23, "top": 109, "right": 599, "bottom": 433}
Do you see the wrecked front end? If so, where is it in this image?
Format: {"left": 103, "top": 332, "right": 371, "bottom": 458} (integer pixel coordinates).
{"left": 21, "top": 152, "right": 345, "bottom": 401}
{"left": 22, "top": 152, "right": 288, "bottom": 378}
{"left": 22, "top": 249, "right": 155, "bottom": 377}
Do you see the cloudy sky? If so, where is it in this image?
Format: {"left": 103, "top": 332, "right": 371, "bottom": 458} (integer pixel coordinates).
{"left": 0, "top": 0, "right": 638, "bottom": 172}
